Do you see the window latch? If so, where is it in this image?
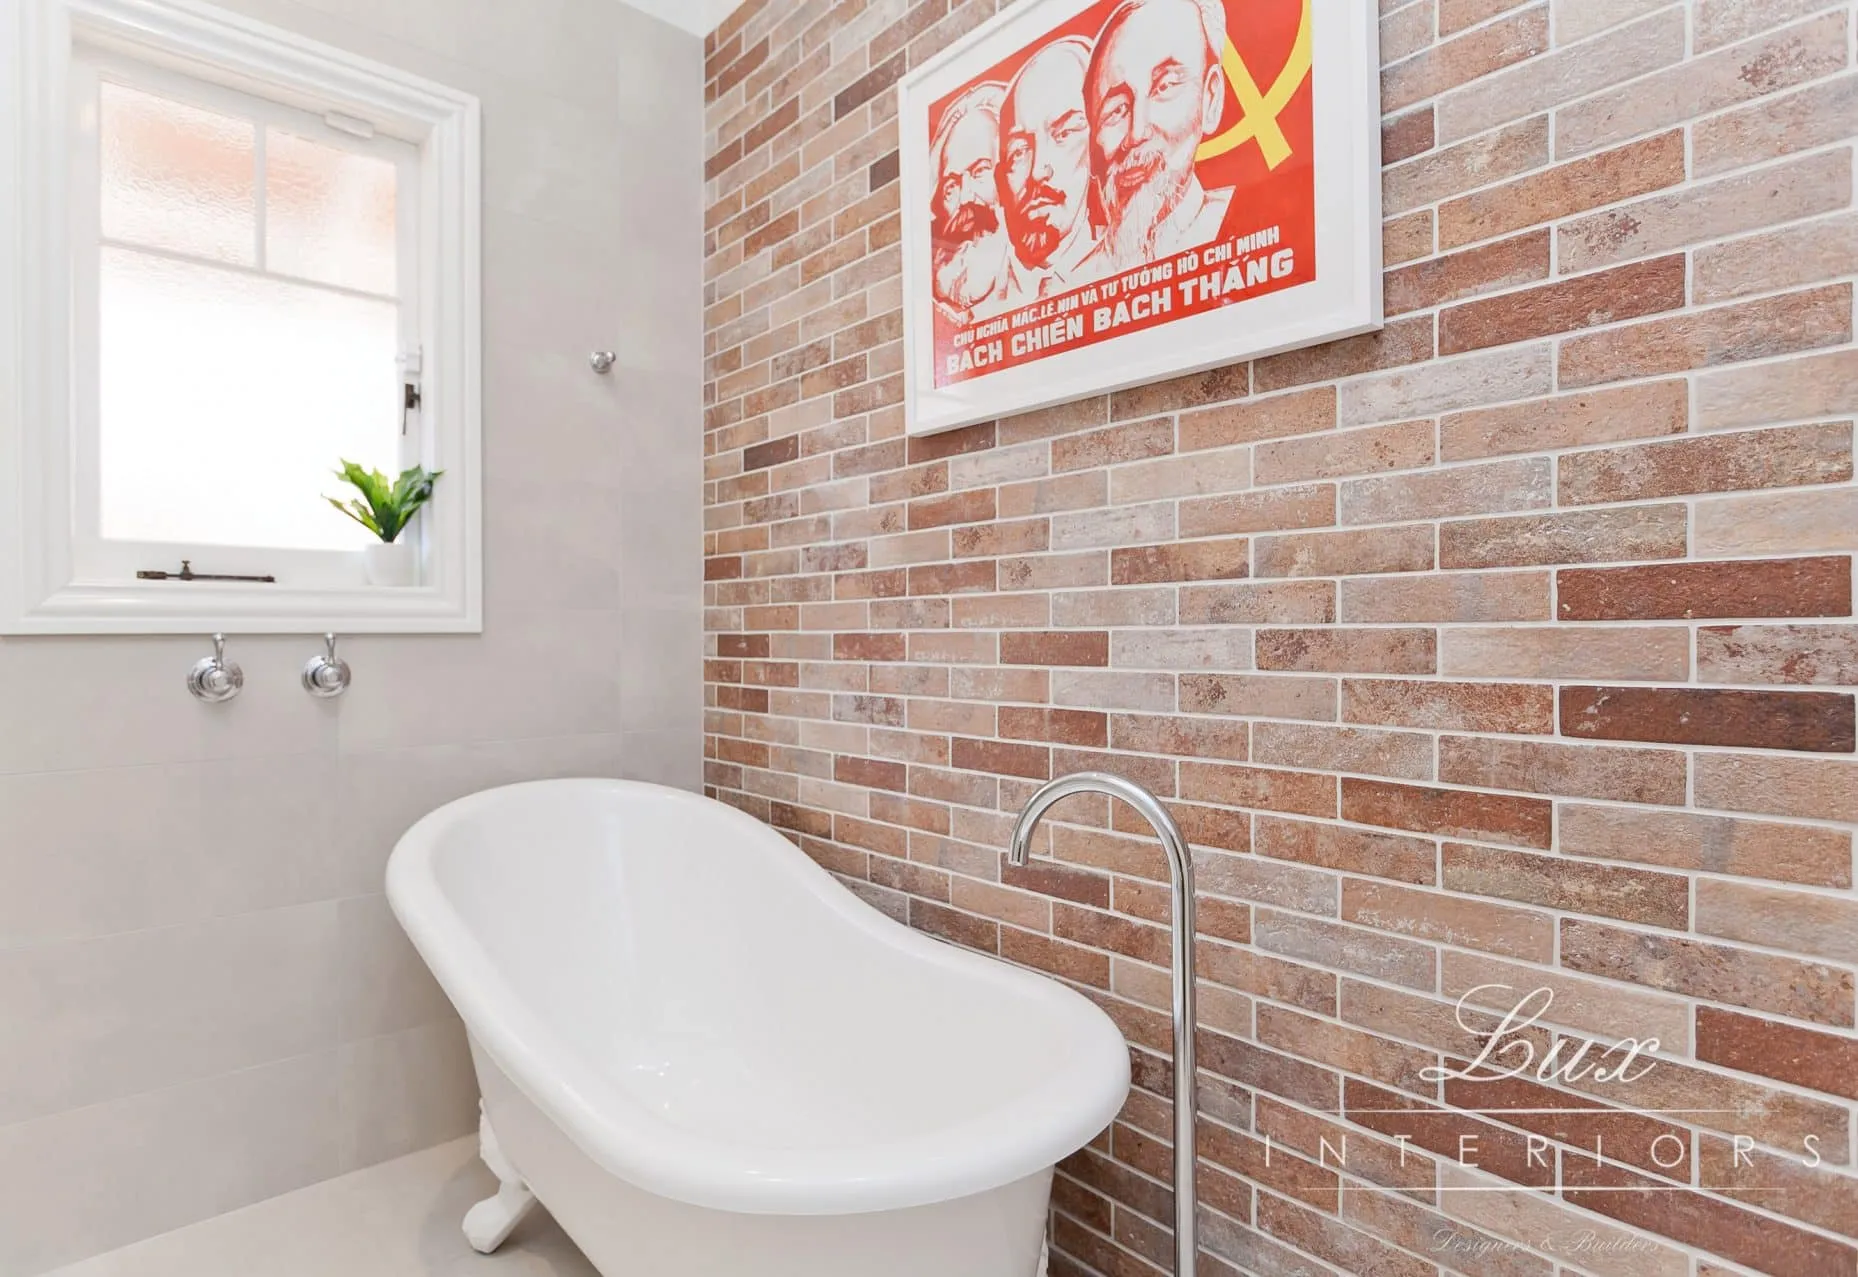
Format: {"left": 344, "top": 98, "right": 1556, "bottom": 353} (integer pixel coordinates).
{"left": 400, "top": 348, "right": 423, "bottom": 437}
{"left": 402, "top": 380, "right": 422, "bottom": 436}
{"left": 137, "top": 559, "right": 277, "bottom": 584}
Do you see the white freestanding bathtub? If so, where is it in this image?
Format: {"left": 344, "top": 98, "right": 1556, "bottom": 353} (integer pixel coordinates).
{"left": 386, "top": 779, "right": 1131, "bottom": 1277}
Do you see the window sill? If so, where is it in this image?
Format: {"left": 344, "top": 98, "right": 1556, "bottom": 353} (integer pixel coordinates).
{"left": 2, "top": 577, "right": 482, "bottom": 635}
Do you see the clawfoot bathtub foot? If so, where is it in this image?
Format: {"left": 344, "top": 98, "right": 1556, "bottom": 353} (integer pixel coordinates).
{"left": 464, "top": 1104, "right": 536, "bottom": 1254}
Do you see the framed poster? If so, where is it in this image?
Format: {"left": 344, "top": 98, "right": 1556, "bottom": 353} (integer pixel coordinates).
{"left": 898, "top": 0, "right": 1382, "bottom": 436}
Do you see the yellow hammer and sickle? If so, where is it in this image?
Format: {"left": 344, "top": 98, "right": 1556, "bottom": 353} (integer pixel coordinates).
{"left": 1195, "top": 0, "right": 1314, "bottom": 170}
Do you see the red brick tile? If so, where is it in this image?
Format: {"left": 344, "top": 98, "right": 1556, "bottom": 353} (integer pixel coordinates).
{"left": 1383, "top": 5, "right": 1549, "bottom": 113}
{"left": 832, "top": 631, "right": 906, "bottom": 662}
{"left": 1455, "top": 1071, "right": 1695, "bottom": 1182}
{"left": 1179, "top": 673, "right": 1338, "bottom": 722}
{"left": 1180, "top": 484, "right": 1337, "bottom": 538}
{"left": 1559, "top": 422, "right": 1853, "bottom": 504}
{"left": 1564, "top": 1154, "right": 1857, "bottom": 1274}
{"left": 1052, "top": 417, "right": 1174, "bottom": 472}
{"left": 1700, "top": 623, "right": 1858, "bottom": 686}
{"left": 1251, "top": 721, "right": 1434, "bottom": 782}
{"left": 1381, "top": 106, "right": 1436, "bottom": 165}
{"left": 1444, "top": 842, "right": 1688, "bottom": 928}
{"left": 1343, "top": 778, "right": 1552, "bottom": 849}
{"left": 1384, "top": 230, "right": 1550, "bottom": 317}
{"left": 907, "top": 561, "right": 996, "bottom": 595}
{"left": 950, "top": 736, "right": 1050, "bottom": 781}
{"left": 1561, "top": 285, "right": 1855, "bottom": 389}
{"left": 833, "top": 755, "right": 907, "bottom": 792}
{"left": 1343, "top": 1187, "right": 1553, "bottom": 1277}
{"left": 1346, "top": 1079, "right": 1553, "bottom": 1188}
{"left": 1179, "top": 762, "right": 1339, "bottom": 818}
{"left": 1000, "top": 927, "right": 1110, "bottom": 989}
{"left": 1343, "top": 678, "right": 1554, "bottom": 733}
{"left": 906, "top": 488, "right": 995, "bottom": 530}
{"left": 1255, "top": 418, "right": 1434, "bottom": 487}
{"left": 1110, "top": 538, "right": 1249, "bottom": 585}
{"left": 1109, "top": 714, "right": 1249, "bottom": 762}
{"left": 1339, "top": 571, "right": 1550, "bottom": 623}
{"left": 1180, "top": 386, "right": 1336, "bottom": 451}
{"left": 906, "top": 420, "right": 994, "bottom": 464}
{"left": 1441, "top": 624, "right": 1690, "bottom": 681}
{"left": 1440, "top": 505, "right": 1687, "bottom": 569}
{"left": 1254, "top": 525, "right": 1436, "bottom": 578}
{"left": 1256, "top": 816, "right": 1437, "bottom": 885}
{"left": 909, "top": 898, "right": 998, "bottom": 952}
{"left": 1256, "top": 1096, "right": 1438, "bottom": 1200}
{"left": 1180, "top": 580, "right": 1336, "bottom": 625}
{"left": 999, "top": 707, "right": 1108, "bottom": 748}
{"left": 1563, "top": 917, "right": 1854, "bottom": 1026}
{"left": 1108, "top": 361, "right": 1248, "bottom": 421}
{"left": 1561, "top": 684, "right": 1857, "bottom": 752}
{"left": 1385, "top": 117, "right": 1549, "bottom": 215}
{"left": 1257, "top": 908, "right": 1438, "bottom": 989}
{"left": 1343, "top": 878, "right": 1554, "bottom": 963}
{"left": 1558, "top": 557, "right": 1853, "bottom": 621}
{"left": 1697, "top": 1132, "right": 1858, "bottom": 1238}
{"left": 1440, "top": 379, "right": 1688, "bottom": 461}
{"left": 1340, "top": 456, "right": 1551, "bottom": 524}
{"left": 1257, "top": 628, "right": 1437, "bottom": 675}
{"left": 1437, "top": 737, "right": 1686, "bottom": 804}
{"left": 1260, "top": 1005, "right": 1439, "bottom": 1103}
{"left": 1252, "top": 315, "right": 1437, "bottom": 391}
{"left": 1000, "top": 631, "right": 1109, "bottom": 667}
{"left": 1697, "top": 1006, "right": 1858, "bottom": 1101}
{"left": 1440, "top": 255, "right": 1686, "bottom": 354}
{"left": 1439, "top": 131, "right": 1686, "bottom": 249}
{"left": 1053, "top": 902, "right": 1168, "bottom": 967}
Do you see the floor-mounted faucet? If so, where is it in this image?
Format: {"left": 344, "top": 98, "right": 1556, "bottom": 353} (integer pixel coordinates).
{"left": 1010, "top": 772, "right": 1198, "bottom": 1277}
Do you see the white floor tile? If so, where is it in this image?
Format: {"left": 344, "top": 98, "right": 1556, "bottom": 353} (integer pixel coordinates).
{"left": 44, "top": 1138, "right": 598, "bottom": 1277}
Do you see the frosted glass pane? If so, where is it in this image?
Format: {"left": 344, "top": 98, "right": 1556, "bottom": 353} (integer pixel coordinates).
{"left": 98, "top": 246, "right": 401, "bottom": 551}
{"left": 265, "top": 128, "right": 398, "bottom": 296}
{"left": 100, "top": 81, "right": 256, "bottom": 266}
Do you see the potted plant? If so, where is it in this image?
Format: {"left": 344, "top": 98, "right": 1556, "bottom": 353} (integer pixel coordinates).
{"left": 327, "top": 460, "right": 443, "bottom": 586}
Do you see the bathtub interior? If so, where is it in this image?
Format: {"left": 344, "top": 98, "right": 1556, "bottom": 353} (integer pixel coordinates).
{"left": 420, "top": 782, "right": 1120, "bottom": 1154}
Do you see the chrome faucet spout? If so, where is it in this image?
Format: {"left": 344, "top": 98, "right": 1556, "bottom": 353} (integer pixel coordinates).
{"left": 1009, "top": 772, "right": 1197, "bottom": 1277}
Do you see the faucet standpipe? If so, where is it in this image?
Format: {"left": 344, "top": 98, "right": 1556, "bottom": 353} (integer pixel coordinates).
{"left": 1009, "top": 772, "right": 1197, "bottom": 1277}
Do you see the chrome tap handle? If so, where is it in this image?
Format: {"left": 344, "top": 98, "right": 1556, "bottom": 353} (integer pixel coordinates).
{"left": 187, "top": 633, "right": 244, "bottom": 704}
{"left": 301, "top": 633, "right": 352, "bottom": 699}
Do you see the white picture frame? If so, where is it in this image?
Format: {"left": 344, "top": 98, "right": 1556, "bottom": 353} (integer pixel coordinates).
{"left": 897, "top": 0, "right": 1382, "bottom": 437}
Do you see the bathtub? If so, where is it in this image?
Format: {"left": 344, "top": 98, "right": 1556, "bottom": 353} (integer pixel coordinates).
{"left": 386, "top": 779, "right": 1131, "bottom": 1277}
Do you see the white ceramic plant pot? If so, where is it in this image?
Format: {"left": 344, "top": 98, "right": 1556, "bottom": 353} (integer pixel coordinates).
{"left": 365, "top": 540, "right": 418, "bottom": 587}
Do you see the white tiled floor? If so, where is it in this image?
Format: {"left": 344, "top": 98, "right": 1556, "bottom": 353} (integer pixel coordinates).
{"left": 44, "top": 1138, "right": 599, "bottom": 1277}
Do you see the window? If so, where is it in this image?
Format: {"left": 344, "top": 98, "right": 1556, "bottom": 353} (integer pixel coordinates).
{"left": 1, "top": 0, "right": 481, "bottom": 633}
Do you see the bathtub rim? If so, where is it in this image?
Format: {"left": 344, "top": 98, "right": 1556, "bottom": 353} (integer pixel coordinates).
{"left": 386, "top": 778, "right": 1133, "bottom": 1218}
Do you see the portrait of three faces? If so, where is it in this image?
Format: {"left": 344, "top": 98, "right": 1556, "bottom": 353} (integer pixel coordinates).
{"left": 928, "top": 0, "right": 1237, "bottom": 324}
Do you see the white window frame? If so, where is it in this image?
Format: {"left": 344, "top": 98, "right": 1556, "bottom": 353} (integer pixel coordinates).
{"left": 1, "top": 0, "right": 482, "bottom": 634}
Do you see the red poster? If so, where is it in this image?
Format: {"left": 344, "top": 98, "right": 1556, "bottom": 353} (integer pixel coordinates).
{"left": 922, "top": 0, "right": 1316, "bottom": 390}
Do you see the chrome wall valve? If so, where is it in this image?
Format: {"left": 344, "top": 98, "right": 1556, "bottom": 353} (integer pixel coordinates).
{"left": 302, "top": 634, "right": 352, "bottom": 699}
{"left": 187, "top": 634, "right": 244, "bottom": 704}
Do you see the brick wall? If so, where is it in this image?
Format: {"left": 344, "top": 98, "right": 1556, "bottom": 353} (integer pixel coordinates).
{"left": 702, "top": 2, "right": 1858, "bottom": 1274}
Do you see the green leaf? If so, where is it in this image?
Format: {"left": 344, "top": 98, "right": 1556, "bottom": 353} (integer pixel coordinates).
{"left": 325, "top": 496, "right": 383, "bottom": 538}
{"left": 325, "top": 460, "right": 443, "bottom": 544}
